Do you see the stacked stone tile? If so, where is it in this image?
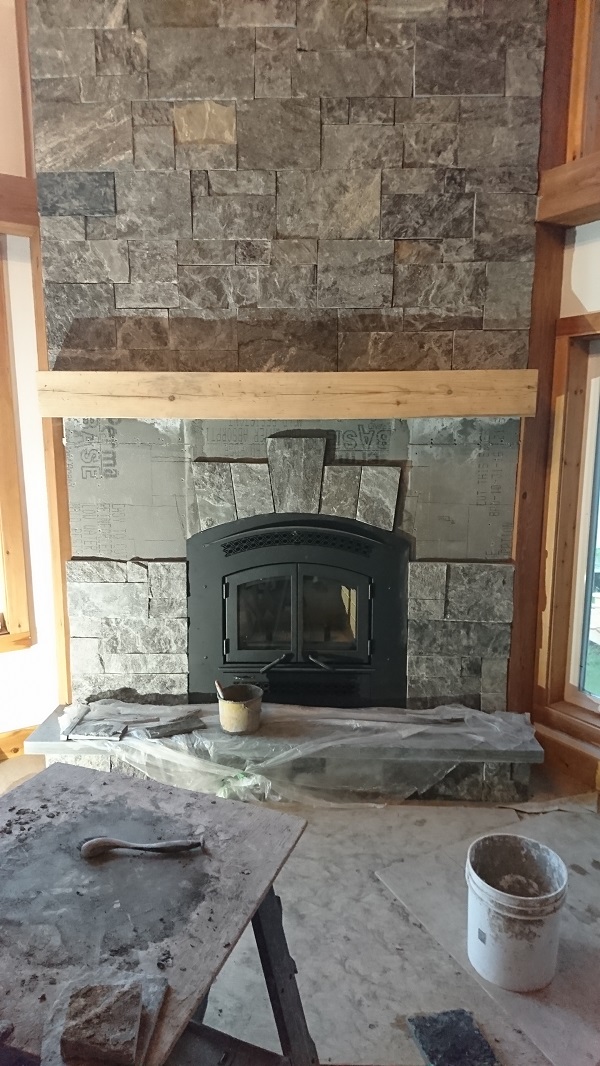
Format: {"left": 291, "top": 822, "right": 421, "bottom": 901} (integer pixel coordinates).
{"left": 66, "top": 560, "right": 187, "bottom": 702}
{"left": 407, "top": 562, "right": 514, "bottom": 711}
{"left": 29, "top": 0, "right": 544, "bottom": 369}
{"left": 66, "top": 557, "right": 513, "bottom": 708}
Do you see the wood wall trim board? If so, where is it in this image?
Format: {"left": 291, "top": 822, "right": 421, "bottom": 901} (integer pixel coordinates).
{"left": 566, "top": 0, "right": 595, "bottom": 162}
{"left": 537, "top": 149, "right": 600, "bottom": 226}
{"left": 508, "top": 0, "right": 577, "bottom": 715}
{"left": 0, "top": 239, "right": 31, "bottom": 651}
{"left": 537, "top": 700, "right": 600, "bottom": 749}
{"left": 557, "top": 312, "right": 600, "bottom": 337}
{"left": 14, "top": 0, "right": 35, "bottom": 180}
{"left": 30, "top": 231, "right": 72, "bottom": 704}
{"left": 534, "top": 721, "right": 600, "bottom": 790}
{"left": 508, "top": 227, "right": 566, "bottom": 712}
{"left": 36, "top": 368, "right": 539, "bottom": 420}
{"left": 0, "top": 174, "right": 37, "bottom": 234}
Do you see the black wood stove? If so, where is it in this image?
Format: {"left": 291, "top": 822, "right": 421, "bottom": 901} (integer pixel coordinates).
{"left": 187, "top": 513, "right": 411, "bottom": 707}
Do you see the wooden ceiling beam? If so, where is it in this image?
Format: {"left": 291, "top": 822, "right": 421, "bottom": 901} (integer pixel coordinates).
{"left": 36, "top": 368, "right": 538, "bottom": 421}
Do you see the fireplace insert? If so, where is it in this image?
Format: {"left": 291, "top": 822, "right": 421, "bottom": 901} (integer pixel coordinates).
{"left": 188, "top": 513, "right": 411, "bottom": 707}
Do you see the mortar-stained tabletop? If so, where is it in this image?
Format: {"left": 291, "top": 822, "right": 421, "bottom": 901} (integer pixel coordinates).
{"left": 0, "top": 764, "right": 305, "bottom": 1066}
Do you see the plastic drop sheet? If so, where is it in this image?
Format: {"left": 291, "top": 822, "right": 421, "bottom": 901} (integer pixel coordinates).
{"left": 59, "top": 702, "right": 540, "bottom": 806}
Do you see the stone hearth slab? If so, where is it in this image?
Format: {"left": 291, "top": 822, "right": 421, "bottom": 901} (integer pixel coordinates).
{"left": 27, "top": 705, "right": 543, "bottom": 803}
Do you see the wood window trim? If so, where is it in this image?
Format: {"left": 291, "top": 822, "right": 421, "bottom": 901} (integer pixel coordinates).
{"left": 0, "top": 237, "right": 32, "bottom": 652}
{"left": 534, "top": 317, "right": 600, "bottom": 754}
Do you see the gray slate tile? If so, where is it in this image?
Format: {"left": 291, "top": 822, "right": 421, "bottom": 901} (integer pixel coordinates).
{"left": 115, "top": 172, "right": 192, "bottom": 238}
{"left": 230, "top": 463, "right": 274, "bottom": 518}
{"left": 147, "top": 28, "right": 255, "bottom": 98}
{"left": 37, "top": 170, "right": 116, "bottom": 218}
{"left": 318, "top": 240, "right": 394, "bottom": 308}
{"left": 277, "top": 170, "right": 380, "bottom": 238}
{"left": 148, "top": 561, "right": 187, "bottom": 617}
{"left": 34, "top": 101, "right": 132, "bottom": 170}
{"left": 267, "top": 436, "right": 326, "bottom": 513}
{"left": 446, "top": 563, "right": 514, "bottom": 623}
{"left": 238, "top": 99, "right": 321, "bottom": 170}
{"left": 356, "top": 466, "right": 401, "bottom": 529}
{"left": 319, "top": 466, "right": 361, "bottom": 519}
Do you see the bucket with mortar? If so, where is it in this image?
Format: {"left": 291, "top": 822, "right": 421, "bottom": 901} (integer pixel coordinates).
{"left": 216, "top": 682, "right": 263, "bottom": 735}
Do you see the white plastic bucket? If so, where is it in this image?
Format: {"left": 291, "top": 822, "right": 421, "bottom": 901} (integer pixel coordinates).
{"left": 218, "top": 683, "right": 262, "bottom": 735}
{"left": 465, "top": 833, "right": 568, "bottom": 992}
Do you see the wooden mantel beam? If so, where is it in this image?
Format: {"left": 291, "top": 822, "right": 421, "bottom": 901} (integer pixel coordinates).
{"left": 37, "top": 368, "right": 538, "bottom": 420}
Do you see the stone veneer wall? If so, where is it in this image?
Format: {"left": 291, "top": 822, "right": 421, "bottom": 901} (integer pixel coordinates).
{"left": 29, "top": 0, "right": 545, "bottom": 370}
{"left": 67, "top": 559, "right": 513, "bottom": 710}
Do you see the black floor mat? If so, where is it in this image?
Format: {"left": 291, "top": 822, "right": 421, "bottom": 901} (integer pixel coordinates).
{"left": 407, "top": 1008, "right": 502, "bottom": 1066}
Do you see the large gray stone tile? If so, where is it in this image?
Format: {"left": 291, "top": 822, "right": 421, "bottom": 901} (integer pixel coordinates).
{"left": 192, "top": 462, "right": 237, "bottom": 529}
{"left": 148, "top": 561, "right": 187, "bottom": 617}
{"left": 356, "top": 466, "right": 401, "bottom": 529}
{"left": 292, "top": 46, "right": 413, "bottom": 97}
{"left": 43, "top": 281, "right": 115, "bottom": 352}
{"left": 238, "top": 309, "right": 337, "bottom": 370}
{"left": 408, "top": 562, "right": 447, "bottom": 601}
{"left": 474, "top": 192, "right": 537, "bottom": 261}
{"left": 322, "top": 125, "right": 404, "bottom": 169}
{"left": 484, "top": 261, "right": 534, "bottom": 329}
{"left": 349, "top": 97, "right": 395, "bottom": 124}
{"left": 29, "top": 26, "right": 95, "bottom": 78}
{"left": 147, "top": 28, "right": 255, "bottom": 98}
{"left": 255, "top": 27, "right": 295, "bottom": 98}
{"left": 129, "top": 241, "right": 178, "bottom": 283}
{"left": 177, "top": 239, "right": 236, "bottom": 265}
{"left": 458, "top": 98, "right": 541, "bottom": 169}
{"left": 319, "top": 466, "right": 361, "bottom": 519}
{"left": 100, "top": 617, "right": 187, "bottom": 653}
{"left": 67, "top": 581, "right": 149, "bottom": 618}
{"left": 381, "top": 190, "right": 475, "bottom": 240}
{"left": 103, "top": 652, "right": 188, "bottom": 673}
{"left": 267, "top": 436, "right": 326, "bottom": 513}
{"left": 115, "top": 172, "right": 192, "bottom": 237}
{"left": 415, "top": 19, "right": 505, "bottom": 95}
{"left": 338, "top": 330, "right": 452, "bottom": 370}
{"left": 258, "top": 264, "right": 316, "bottom": 308}
{"left": 32, "top": 75, "right": 82, "bottom": 103}
{"left": 34, "top": 101, "right": 132, "bottom": 170}
{"left": 297, "top": 0, "right": 366, "bottom": 48}
{"left": 453, "top": 330, "right": 529, "bottom": 369}
{"left": 129, "top": 0, "right": 219, "bottom": 27}
{"left": 193, "top": 195, "right": 276, "bottom": 241}
{"left": 71, "top": 673, "right": 187, "bottom": 701}
{"left": 394, "top": 263, "right": 486, "bottom": 315}
{"left": 318, "top": 240, "right": 394, "bottom": 307}
{"left": 40, "top": 215, "right": 86, "bottom": 240}
{"left": 408, "top": 619, "right": 512, "bottom": 657}
{"left": 403, "top": 122, "right": 458, "bottom": 167}
{"left": 95, "top": 27, "right": 147, "bottom": 73}
{"left": 80, "top": 72, "right": 148, "bottom": 103}
{"left": 169, "top": 316, "right": 238, "bottom": 349}
{"left": 114, "top": 282, "right": 179, "bottom": 308}
{"left": 70, "top": 637, "right": 104, "bottom": 674}
{"left": 237, "top": 240, "right": 272, "bottom": 265}
{"left": 42, "top": 239, "right": 130, "bottom": 283}
{"left": 218, "top": 0, "right": 297, "bottom": 26}
{"left": 230, "top": 463, "right": 274, "bottom": 518}
{"left": 179, "top": 265, "right": 259, "bottom": 310}
{"left": 237, "top": 99, "right": 320, "bottom": 170}
{"left": 446, "top": 563, "right": 514, "bottom": 623}
{"left": 277, "top": 170, "right": 380, "bottom": 238}
{"left": 66, "top": 559, "right": 127, "bottom": 582}
{"left": 134, "top": 125, "right": 174, "bottom": 169}
{"left": 29, "top": 0, "right": 128, "bottom": 28}
{"left": 209, "top": 170, "right": 275, "bottom": 196}
{"left": 368, "top": 0, "right": 438, "bottom": 46}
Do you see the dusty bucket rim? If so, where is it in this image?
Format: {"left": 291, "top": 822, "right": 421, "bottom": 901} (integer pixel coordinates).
{"left": 466, "top": 832, "right": 568, "bottom": 908}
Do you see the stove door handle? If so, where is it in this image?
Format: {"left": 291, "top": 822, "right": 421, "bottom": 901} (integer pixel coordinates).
{"left": 260, "top": 651, "right": 293, "bottom": 673}
{"left": 306, "top": 653, "right": 334, "bottom": 671}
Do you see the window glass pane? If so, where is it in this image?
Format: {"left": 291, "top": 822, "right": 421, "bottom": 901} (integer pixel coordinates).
{"left": 303, "top": 575, "right": 357, "bottom": 650}
{"left": 580, "top": 414, "right": 600, "bottom": 698}
{"left": 237, "top": 576, "right": 292, "bottom": 650}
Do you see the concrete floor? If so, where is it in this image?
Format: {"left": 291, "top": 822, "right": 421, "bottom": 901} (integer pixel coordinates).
{"left": 0, "top": 757, "right": 593, "bottom": 1066}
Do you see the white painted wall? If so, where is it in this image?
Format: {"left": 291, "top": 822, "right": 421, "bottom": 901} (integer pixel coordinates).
{"left": 0, "top": 237, "right": 59, "bottom": 731}
{"left": 561, "top": 221, "right": 600, "bottom": 316}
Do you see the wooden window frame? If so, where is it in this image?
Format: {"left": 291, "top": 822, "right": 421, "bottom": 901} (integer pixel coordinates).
{"left": 534, "top": 314, "right": 600, "bottom": 761}
{"left": 0, "top": 235, "right": 31, "bottom": 650}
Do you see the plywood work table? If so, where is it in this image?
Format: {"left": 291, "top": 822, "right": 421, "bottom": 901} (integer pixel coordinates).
{"left": 0, "top": 764, "right": 319, "bottom": 1066}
